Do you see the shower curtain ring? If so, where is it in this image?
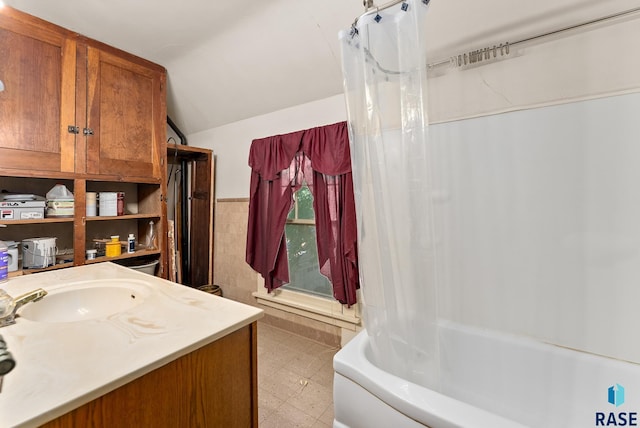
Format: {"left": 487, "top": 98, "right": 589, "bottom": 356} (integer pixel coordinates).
{"left": 374, "top": 7, "right": 382, "bottom": 23}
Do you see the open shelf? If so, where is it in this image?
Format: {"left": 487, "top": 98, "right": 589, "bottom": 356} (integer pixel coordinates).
{"left": 84, "top": 249, "right": 161, "bottom": 265}
{"left": 22, "top": 262, "right": 74, "bottom": 275}
{"left": 86, "top": 213, "right": 159, "bottom": 221}
{"left": 0, "top": 217, "right": 74, "bottom": 225}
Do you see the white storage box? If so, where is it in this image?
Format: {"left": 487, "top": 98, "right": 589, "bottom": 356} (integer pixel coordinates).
{"left": 0, "top": 195, "right": 45, "bottom": 220}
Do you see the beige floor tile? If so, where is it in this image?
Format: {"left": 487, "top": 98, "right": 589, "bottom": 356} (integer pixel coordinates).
{"left": 318, "top": 403, "right": 335, "bottom": 426}
{"left": 258, "top": 388, "right": 284, "bottom": 424}
{"left": 287, "top": 381, "right": 333, "bottom": 419}
{"left": 257, "top": 322, "right": 338, "bottom": 427}
{"left": 287, "top": 353, "right": 328, "bottom": 379}
{"left": 261, "top": 366, "right": 309, "bottom": 402}
{"left": 309, "top": 359, "right": 336, "bottom": 389}
{"left": 260, "top": 402, "right": 318, "bottom": 428}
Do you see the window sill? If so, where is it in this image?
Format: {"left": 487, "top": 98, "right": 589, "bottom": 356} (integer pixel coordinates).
{"left": 253, "top": 284, "right": 361, "bottom": 331}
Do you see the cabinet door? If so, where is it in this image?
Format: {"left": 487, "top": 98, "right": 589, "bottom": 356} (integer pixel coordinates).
{"left": 0, "top": 11, "right": 76, "bottom": 174}
{"left": 85, "top": 46, "right": 165, "bottom": 181}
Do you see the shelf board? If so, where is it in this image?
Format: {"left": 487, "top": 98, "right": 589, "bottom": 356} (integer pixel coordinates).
{"left": 22, "top": 262, "right": 74, "bottom": 274}
{"left": 86, "top": 213, "right": 159, "bottom": 221}
{"left": 0, "top": 217, "right": 73, "bottom": 225}
{"left": 14, "top": 251, "right": 161, "bottom": 275}
{"left": 84, "top": 249, "right": 161, "bottom": 264}
{"left": 167, "top": 143, "right": 212, "bottom": 161}
{"left": 0, "top": 213, "right": 159, "bottom": 225}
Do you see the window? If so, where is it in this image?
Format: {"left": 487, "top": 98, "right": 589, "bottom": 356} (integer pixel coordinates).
{"left": 282, "top": 183, "right": 333, "bottom": 298}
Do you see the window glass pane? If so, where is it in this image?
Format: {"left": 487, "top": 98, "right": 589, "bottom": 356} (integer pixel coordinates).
{"left": 283, "top": 223, "right": 332, "bottom": 298}
{"left": 296, "top": 184, "right": 315, "bottom": 220}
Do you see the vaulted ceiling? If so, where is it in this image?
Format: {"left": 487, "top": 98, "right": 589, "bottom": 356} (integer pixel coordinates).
{"left": 4, "top": 0, "right": 638, "bottom": 135}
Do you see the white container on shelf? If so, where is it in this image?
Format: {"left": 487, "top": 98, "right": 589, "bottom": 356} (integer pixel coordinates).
{"left": 86, "top": 192, "right": 97, "bottom": 217}
{"left": 6, "top": 241, "right": 18, "bottom": 272}
{"left": 127, "top": 234, "right": 135, "bottom": 253}
{"left": 99, "top": 192, "right": 118, "bottom": 216}
{"left": 22, "top": 237, "right": 57, "bottom": 269}
{"left": 129, "top": 260, "right": 158, "bottom": 276}
{"left": 45, "top": 184, "right": 74, "bottom": 218}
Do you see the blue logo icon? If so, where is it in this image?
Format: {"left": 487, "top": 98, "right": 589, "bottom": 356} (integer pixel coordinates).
{"left": 596, "top": 384, "right": 637, "bottom": 426}
{"left": 609, "top": 384, "right": 625, "bottom": 407}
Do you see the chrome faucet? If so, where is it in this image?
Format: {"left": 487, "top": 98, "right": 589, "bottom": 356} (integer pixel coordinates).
{"left": 0, "top": 288, "right": 48, "bottom": 327}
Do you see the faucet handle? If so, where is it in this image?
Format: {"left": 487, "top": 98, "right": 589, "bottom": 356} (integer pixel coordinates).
{"left": 0, "top": 335, "right": 15, "bottom": 393}
{"left": 0, "top": 335, "right": 15, "bottom": 376}
{"left": 0, "top": 291, "right": 14, "bottom": 318}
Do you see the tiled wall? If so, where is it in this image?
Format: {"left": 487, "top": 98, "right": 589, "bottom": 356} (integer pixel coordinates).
{"left": 214, "top": 199, "right": 341, "bottom": 347}
{"left": 213, "top": 199, "right": 258, "bottom": 305}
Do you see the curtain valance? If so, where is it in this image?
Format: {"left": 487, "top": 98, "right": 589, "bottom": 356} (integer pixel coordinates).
{"left": 248, "top": 122, "right": 352, "bottom": 178}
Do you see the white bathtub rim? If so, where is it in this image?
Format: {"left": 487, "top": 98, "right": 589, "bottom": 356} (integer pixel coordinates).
{"left": 333, "top": 329, "right": 526, "bottom": 428}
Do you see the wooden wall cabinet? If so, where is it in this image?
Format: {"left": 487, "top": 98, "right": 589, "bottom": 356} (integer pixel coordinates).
{"left": 0, "top": 8, "right": 166, "bottom": 181}
{"left": 83, "top": 44, "right": 165, "bottom": 181}
{"left": 0, "top": 10, "right": 76, "bottom": 174}
{"left": 0, "top": 7, "right": 168, "bottom": 277}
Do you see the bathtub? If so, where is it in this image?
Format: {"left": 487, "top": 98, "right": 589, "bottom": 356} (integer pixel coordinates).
{"left": 334, "top": 321, "right": 640, "bottom": 427}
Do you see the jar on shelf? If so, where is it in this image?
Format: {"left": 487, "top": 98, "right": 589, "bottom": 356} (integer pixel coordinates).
{"left": 105, "top": 236, "right": 121, "bottom": 257}
{"left": 86, "top": 249, "right": 97, "bottom": 260}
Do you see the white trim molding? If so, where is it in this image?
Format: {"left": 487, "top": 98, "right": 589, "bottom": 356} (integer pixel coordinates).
{"left": 253, "top": 276, "right": 361, "bottom": 331}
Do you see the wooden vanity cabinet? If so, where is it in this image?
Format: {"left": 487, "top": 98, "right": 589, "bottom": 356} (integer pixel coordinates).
{"left": 0, "top": 9, "right": 76, "bottom": 175}
{"left": 41, "top": 323, "right": 259, "bottom": 428}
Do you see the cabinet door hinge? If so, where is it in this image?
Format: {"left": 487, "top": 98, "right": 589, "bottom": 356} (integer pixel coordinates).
{"left": 83, "top": 128, "right": 94, "bottom": 136}
{"left": 68, "top": 125, "right": 80, "bottom": 134}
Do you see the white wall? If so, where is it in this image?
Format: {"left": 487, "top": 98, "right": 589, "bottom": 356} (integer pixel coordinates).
{"left": 427, "top": 10, "right": 640, "bottom": 123}
{"left": 188, "top": 95, "right": 347, "bottom": 199}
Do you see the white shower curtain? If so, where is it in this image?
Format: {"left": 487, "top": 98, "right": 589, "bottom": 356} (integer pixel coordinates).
{"left": 340, "top": 0, "right": 439, "bottom": 387}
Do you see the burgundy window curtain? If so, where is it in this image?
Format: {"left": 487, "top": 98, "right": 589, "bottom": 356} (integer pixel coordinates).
{"left": 246, "top": 121, "right": 359, "bottom": 306}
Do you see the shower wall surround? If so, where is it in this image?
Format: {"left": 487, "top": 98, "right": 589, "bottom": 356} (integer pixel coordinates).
{"left": 425, "top": 10, "right": 640, "bottom": 365}
{"left": 430, "top": 91, "right": 640, "bottom": 364}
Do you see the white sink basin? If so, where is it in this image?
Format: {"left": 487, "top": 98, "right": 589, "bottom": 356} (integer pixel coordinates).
{"left": 18, "top": 280, "right": 153, "bottom": 323}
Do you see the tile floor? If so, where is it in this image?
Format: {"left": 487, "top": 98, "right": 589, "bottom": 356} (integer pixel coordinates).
{"left": 257, "top": 321, "right": 340, "bottom": 427}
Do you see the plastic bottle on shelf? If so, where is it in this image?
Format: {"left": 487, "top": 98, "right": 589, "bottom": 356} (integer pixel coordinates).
{"left": 127, "top": 233, "right": 136, "bottom": 254}
{"left": 0, "top": 240, "right": 8, "bottom": 283}
{"left": 146, "top": 221, "right": 157, "bottom": 250}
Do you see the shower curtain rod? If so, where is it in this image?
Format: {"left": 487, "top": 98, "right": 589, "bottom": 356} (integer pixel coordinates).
{"left": 427, "top": 5, "right": 640, "bottom": 70}
{"left": 353, "top": 2, "right": 640, "bottom": 70}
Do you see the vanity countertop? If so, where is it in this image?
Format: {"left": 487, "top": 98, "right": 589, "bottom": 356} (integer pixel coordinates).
{"left": 0, "top": 263, "right": 263, "bottom": 428}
